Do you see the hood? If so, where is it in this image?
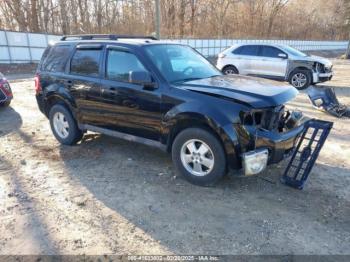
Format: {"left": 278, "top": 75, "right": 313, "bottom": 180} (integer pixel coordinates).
{"left": 293, "top": 55, "right": 332, "bottom": 67}
{"left": 176, "top": 75, "right": 298, "bottom": 108}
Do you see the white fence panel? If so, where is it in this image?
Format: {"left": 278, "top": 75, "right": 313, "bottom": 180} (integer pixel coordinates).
{"left": 0, "top": 30, "right": 348, "bottom": 63}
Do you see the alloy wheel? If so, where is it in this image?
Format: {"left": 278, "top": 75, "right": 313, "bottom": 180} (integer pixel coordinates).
{"left": 224, "top": 69, "right": 237, "bottom": 75}
{"left": 53, "top": 112, "right": 70, "bottom": 139}
{"left": 291, "top": 73, "right": 307, "bottom": 88}
{"left": 180, "top": 139, "right": 215, "bottom": 176}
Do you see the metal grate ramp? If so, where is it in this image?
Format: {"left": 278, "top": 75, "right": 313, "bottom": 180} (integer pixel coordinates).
{"left": 281, "top": 119, "right": 333, "bottom": 189}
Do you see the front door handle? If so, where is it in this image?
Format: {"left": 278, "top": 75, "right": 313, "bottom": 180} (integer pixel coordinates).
{"left": 105, "top": 87, "right": 119, "bottom": 96}
{"left": 66, "top": 80, "right": 73, "bottom": 88}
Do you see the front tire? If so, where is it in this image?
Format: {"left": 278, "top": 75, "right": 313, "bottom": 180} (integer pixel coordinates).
{"left": 289, "top": 69, "right": 312, "bottom": 90}
{"left": 172, "top": 128, "right": 226, "bottom": 186}
{"left": 49, "top": 104, "right": 83, "bottom": 145}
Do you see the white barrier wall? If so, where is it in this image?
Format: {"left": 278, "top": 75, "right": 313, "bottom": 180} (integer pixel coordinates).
{"left": 0, "top": 30, "right": 348, "bottom": 63}
{"left": 0, "top": 31, "right": 61, "bottom": 63}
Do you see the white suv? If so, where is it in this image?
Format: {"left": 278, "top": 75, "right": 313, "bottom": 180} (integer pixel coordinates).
{"left": 216, "top": 44, "right": 333, "bottom": 90}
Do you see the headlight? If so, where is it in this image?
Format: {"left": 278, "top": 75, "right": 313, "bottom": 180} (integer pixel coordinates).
{"left": 242, "top": 149, "right": 268, "bottom": 176}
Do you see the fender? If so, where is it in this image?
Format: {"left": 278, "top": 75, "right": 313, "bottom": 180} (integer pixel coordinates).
{"left": 286, "top": 60, "right": 314, "bottom": 80}
{"left": 162, "top": 101, "right": 242, "bottom": 169}
{"left": 44, "top": 83, "right": 77, "bottom": 117}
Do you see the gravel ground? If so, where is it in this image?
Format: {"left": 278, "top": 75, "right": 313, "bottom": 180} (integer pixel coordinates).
{"left": 0, "top": 59, "right": 349, "bottom": 255}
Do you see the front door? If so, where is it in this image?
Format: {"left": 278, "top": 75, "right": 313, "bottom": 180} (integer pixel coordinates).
{"left": 100, "top": 46, "right": 162, "bottom": 141}
{"left": 254, "top": 45, "right": 288, "bottom": 78}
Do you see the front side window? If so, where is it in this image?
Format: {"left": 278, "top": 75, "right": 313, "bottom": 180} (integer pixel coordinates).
{"left": 261, "top": 46, "right": 284, "bottom": 58}
{"left": 144, "top": 44, "right": 220, "bottom": 83}
{"left": 70, "top": 49, "right": 101, "bottom": 77}
{"left": 106, "top": 49, "right": 147, "bottom": 82}
{"left": 281, "top": 45, "right": 307, "bottom": 57}
{"left": 42, "top": 45, "right": 72, "bottom": 72}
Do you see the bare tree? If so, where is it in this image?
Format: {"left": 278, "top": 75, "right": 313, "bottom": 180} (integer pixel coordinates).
{"left": 0, "top": 0, "right": 347, "bottom": 41}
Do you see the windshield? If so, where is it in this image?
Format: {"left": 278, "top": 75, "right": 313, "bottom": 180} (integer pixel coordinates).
{"left": 144, "top": 44, "right": 221, "bottom": 83}
{"left": 282, "top": 45, "right": 307, "bottom": 57}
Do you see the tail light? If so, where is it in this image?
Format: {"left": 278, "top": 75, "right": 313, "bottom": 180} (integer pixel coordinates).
{"left": 0, "top": 80, "right": 12, "bottom": 97}
{"left": 34, "top": 74, "right": 42, "bottom": 94}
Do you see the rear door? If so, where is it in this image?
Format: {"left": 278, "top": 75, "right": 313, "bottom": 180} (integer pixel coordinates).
{"left": 100, "top": 45, "right": 162, "bottom": 141}
{"left": 232, "top": 45, "right": 260, "bottom": 75}
{"left": 256, "top": 45, "right": 288, "bottom": 78}
{"left": 66, "top": 44, "right": 104, "bottom": 125}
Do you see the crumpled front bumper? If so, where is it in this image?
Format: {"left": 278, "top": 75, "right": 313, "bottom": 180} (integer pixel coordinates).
{"left": 312, "top": 71, "right": 333, "bottom": 83}
{"left": 230, "top": 122, "right": 305, "bottom": 171}
{"left": 252, "top": 124, "right": 305, "bottom": 164}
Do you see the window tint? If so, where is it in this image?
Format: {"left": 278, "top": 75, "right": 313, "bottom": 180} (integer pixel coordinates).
{"left": 145, "top": 45, "right": 220, "bottom": 83}
{"left": 233, "top": 45, "right": 259, "bottom": 56}
{"left": 70, "top": 49, "right": 101, "bottom": 77}
{"left": 106, "top": 49, "right": 147, "bottom": 82}
{"left": 261, "top": 46, "right": 283, "bottom": 58}
{"left": 42, "top": 45, "right": 72, "bottom": 72}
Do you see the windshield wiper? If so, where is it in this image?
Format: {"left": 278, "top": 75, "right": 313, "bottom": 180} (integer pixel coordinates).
{"left": 172, "top": 75, "right": 221, "bottom": 84}
{"left": 171, "top": 77, "right": 202, "bottom": 84}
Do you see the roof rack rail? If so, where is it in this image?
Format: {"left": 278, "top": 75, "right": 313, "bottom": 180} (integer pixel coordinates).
{"left": 60, "top": 34, "right": 157, "bottom": 41}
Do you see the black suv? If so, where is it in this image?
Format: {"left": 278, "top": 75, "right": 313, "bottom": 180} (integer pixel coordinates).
{"left": 36, "top": 34, "right": 305, "bottom": 186}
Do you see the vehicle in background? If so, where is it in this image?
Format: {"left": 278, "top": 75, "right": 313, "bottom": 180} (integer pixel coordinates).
{"left": 36, "top": 34, "right": 305, "bottom": 186}
{"left": 216, "top": 44, "right": 333, "bottom": 90}
{"left": 0, "top": 73, "right": 13, "bottom": 107}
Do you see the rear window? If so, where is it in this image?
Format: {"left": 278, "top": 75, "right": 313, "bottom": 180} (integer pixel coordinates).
{"left": 70, "top": 49, "right": 101, "bottom": 77}
{"left": 233, "top": 45, "right": 259, "bottom": 56}
{"left": 41, "top": 45, "right": 72, "bottom": 72}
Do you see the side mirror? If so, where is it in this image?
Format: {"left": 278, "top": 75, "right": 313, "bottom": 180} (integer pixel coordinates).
{"left": 129, "top": 71, "right": 155, "bottom": 89}
{"left": 278, "top": 53, "right": 288, "bottom": 59}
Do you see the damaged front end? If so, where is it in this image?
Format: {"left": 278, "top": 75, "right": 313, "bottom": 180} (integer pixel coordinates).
{"left": 235, "top": 105, "right": 306, "bottom": 175}
{"left": 234, "top": 105, "right": 333, "bottom": 189}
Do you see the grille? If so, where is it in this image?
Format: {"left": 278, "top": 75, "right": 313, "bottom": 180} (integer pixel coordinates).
{"left": 241, "top": 105, "right": 286, "bottom": 131}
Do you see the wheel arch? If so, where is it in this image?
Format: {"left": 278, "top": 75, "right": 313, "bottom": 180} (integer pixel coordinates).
{"left": 43, "top": 84, "right": 77, "bottom": 118}
{"left": 164, "top": 111, "right": 241, "bottom": 170}
{"left": 287, "top": 63, "right": 313, "bottom": 81}
{"left": 222, "top": 64, "right": 239, "bottom": 74}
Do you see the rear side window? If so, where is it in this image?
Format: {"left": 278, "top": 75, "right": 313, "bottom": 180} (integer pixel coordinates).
{"left": 41, "top": 45, "right": 72, "bottom": 72}
{"left": 106, "top": 49, "right": 147, "bottom": 82}
{"left": 233, "top": 45, "right": 259, "bottom": 56}
{"left": 261, "top": 46, "right": 284, "bottom": 58}
{"left": 70, "top": 49, "right": 101, "bottom": 77}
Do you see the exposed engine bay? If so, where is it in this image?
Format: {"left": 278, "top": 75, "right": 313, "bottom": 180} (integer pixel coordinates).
{"left": 240, "top": 105, "right": 304, "bottom": 132}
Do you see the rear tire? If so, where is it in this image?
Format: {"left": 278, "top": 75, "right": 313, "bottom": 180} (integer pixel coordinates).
{"left": 172, "top": 128, "right": 226, "bottom": 186}
{"left": 222, "top": 65, "right": 238, "bottom": 75}
{"left": 49, "top": 104, "right": 83, "bottom": 145}
{"left": 289, "top": 69, "right": 312, "bottom": 90}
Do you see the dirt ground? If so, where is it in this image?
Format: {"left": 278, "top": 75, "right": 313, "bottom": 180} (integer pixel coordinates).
{"left": 0, "top": 60, "right": 350, "bottom": 255}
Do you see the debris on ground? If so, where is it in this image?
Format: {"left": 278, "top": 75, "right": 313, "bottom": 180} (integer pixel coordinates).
{"left": 308, "top": 86, "right": 350, "bottom": 118}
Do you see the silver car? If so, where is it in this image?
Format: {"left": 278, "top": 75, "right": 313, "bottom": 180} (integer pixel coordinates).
{"left": 216, "top": 44, "right": 333, "bottom": 90}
